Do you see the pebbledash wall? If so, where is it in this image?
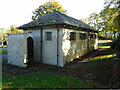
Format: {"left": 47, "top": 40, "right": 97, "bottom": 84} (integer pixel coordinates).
{"left": 8, "top": 27, "right": 98, "bottom": 67}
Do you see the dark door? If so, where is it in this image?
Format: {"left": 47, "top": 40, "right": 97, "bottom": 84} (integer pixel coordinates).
{"left": 27, "top": 37, "right": 34, "bottom": 62}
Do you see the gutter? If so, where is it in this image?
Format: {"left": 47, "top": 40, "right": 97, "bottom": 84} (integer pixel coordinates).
{"left": 18, "top": 24, "right": 98, "bottom": 33}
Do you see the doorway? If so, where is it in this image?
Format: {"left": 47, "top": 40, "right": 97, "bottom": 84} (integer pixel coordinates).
{"left": 27, "top": 37, "right": 34, "bottom": 62}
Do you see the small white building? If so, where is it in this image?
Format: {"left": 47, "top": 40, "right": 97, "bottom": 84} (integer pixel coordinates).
{"left": 7, "top": 11, "right": 98, "bottom": 67}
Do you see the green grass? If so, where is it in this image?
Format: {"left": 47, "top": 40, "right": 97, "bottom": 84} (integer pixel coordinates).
{"left": 2, "top": 60, "right": 8, "bottom": 63}
{"left": 2, "top": 42, "right": 117, "bottom": 88}
{"left": 98, "top": 42, "right": 111, "bottom": 49}
{"left": 3, "top": 45, "right": 7, "bottom": 48}
{"left": 80, "top": 41, "right": 116, "bottom": 70}
{"left": 0, "top": 50, "right": 7, "bottom": 54}
{"left": 2, "top": 72, "right": 95, "bottom": 89}
{"left": 85, "top": 56, "right": 116, "bottom": 69}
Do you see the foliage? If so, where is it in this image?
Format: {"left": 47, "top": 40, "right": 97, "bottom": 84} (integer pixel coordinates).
{"left": 0, "top": 28, "right": 5, "bottom": 42}
{"left": 111, "top": 36, "right": 120, "bottom": 52}
{"left": 2, "top": 72, "right": 94, "bottom": 89}
{"left": 0, "top": 25, "right": 23, "bottom": 44}
{"left": 98, "top": 34, "right": 110, "bottom": 40}
{"left": 32, "top": 0, "right": 67, "bottom": 20}
{"left": 88, "top": 12, "right": 101, "bottom": 31}
{"left": 100, "top": 0, "right": 120, "bottom": 38}
{"left": 0, "top": 50, "right": 7, "bottom": 54}
{"left": 104, "top": 0, "right": 119, "bottom": 9}
{"left": 9, "top": 25, "right": 23, "bottom": 33}
{"left": 3, "top": 45, "right": 7, "bottom": 48}
{"left": 80, "top": 0, "right": 119, "bottom": 39}
{"left": 2, "top": 60, "right": 8, "bottom": 63}
{"left": 80, "top": 12, "right": 101, "bottom": 31}
{"left": 100, "top": 8, "right": 119, "bottom": 34}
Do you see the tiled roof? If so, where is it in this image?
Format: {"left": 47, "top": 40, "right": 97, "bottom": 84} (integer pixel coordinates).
{"left": 18, "top": 11, "right": 96, "bottom": 31}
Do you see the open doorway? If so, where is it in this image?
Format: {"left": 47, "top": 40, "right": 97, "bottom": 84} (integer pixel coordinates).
{"left": 27, "top": 37, "right": 34, "bottom": 62}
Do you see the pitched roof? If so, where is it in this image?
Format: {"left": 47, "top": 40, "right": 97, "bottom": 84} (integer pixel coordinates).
{"left": 18, "top": 11, "right": 97, "bottom": 32}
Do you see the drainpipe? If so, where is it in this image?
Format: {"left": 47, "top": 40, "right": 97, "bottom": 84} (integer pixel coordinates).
{"left": 87, "top": 32, "right": 89, "bottom": 52}
{"left": 56, "top": 26, "right": 59, "bottom": 66}
{"left": 41, "top": 28, "right": 43, "bottom": 63}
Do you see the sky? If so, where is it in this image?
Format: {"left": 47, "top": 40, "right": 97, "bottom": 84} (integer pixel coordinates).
{"left": 0, "top": 0, "right": 104, "bottom": 30}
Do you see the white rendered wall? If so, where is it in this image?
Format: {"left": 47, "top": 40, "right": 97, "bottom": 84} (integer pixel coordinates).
{"left": 24, "top": 28, "right": 63, "bottom": 67}
{"left": 42, "top": 28, "right": 58, "bottom": 65}
{"left": 62, "top": 28, "right": 97, "bottom": 65}
{"left": 94, "top": 33, "right": 98, "bottom": 50}
{"left": 24, "top": 30, "right": 41, "bottom": 62}
{"left": 7, "top": 33, "right": 27, "bottom": 67}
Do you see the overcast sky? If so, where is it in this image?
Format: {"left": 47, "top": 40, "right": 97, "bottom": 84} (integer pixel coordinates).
{"left": 0, "top": 0, "right": 104, "bottom": 29}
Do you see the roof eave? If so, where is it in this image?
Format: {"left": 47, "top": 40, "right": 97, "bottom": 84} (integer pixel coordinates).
{"left": 18, "top": 23, "right": 98, "bottom": 33}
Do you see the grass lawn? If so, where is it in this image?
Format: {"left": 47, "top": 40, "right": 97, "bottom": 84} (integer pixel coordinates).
{"left": 3, "top": 45, "right": 7, "bottom": 48}
{"left": 0, "top": 50, "right": 7, "bottom": 54}
{"left": 77, "top": 41, "right": 119, "bottom": 87}
{"left": 82, "top": 42, "right": 116, "bottom": 70}
{"left": 2, "top": 72, "right": 95, "bottom": 89}
{"left": 98, "top": 42, "right": 111, "bottom": 49}
{"left": 80, "top": 51, "right": 116, "bottom": 70}
{"left": 2, "top": 60, "right": 8, "bottom": 63}
{"left": 2, "top": 41, "right": 119, "bottom": 88}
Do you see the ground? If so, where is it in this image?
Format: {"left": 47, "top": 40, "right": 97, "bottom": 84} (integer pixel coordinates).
{"left": 2, "top": 40, "right": 120, "bottom": 88}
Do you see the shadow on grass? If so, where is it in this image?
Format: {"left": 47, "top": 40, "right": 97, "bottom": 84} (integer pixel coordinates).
{"left": 70, "top": 45, "right": 120, "bottom": 87}
{"left": 99, "top": 42, "right": 112, "bottom": 46}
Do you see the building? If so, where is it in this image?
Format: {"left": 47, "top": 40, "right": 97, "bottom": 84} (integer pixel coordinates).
{"left": 7, "top": 11, "right": 98, "bottom": 67}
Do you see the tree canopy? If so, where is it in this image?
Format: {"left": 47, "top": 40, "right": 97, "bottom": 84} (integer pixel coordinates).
{"left": 0, "top": 25, "right": 23, "bottom": 44}
{"left": 9, "top": 25, "right": 23, "bottom": 33}
{"left": 104, "top": 0, "right": 120, "bottom": 32}
{"left": 80, "top": 12, "right": 101, "bottom": 31}
{"left": 32, "top": 0, "right": 67, "bottom": 20}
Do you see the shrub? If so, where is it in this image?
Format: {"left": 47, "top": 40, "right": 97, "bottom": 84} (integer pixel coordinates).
{"left": 111, "top": 36, "right": 120, "bottom": 51}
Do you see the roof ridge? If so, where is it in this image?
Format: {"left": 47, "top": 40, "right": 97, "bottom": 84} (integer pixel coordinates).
{"left": 54, "top": 11, "right": 66, "bottom": 24}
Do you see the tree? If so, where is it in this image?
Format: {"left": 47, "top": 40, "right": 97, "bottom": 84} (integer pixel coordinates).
{"left": 0, "top": 28, "right": 5, "bottom": 45}
{"left": 104, "top": 0, "right": 120, "bottom": 9}
{"left": 80, "top": 12, "right": 101, "bottom": 31}
{"left": 9, "top": 25, "right": 23, "bottom": 33}
{"left": 32, "top": 0, "right": 67, "bottom": 20}
{"left": 2, "top": 25, "right": 22, "bottom": 45}
{"left": 104, "top": 0, "right": 120, "bottom": 35}
{"left": 100, "top": 8, "right": 119, "bottom": 38}
{"left": 88, "top": 12, "right": 101, "bottom": 31}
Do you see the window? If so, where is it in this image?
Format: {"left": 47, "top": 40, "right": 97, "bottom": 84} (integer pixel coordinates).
{"left": 70, "top": 32, "right": 76, "bottom": 40}
{"left": 45, "top": 32, "right": 52, "bottom": 41}
{"left": 90, "top": 34, "right": 93, "bottom": 38}
{"left": 80, "top": 33, "right": 86, "bottom": 40}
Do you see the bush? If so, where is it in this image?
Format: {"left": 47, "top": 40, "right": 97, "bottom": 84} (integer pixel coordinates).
{"left": 111, "top": 36, "right": 120, "bottom": 51}
{"left": 98, "top": 35, "right": 112, "bottom": 40}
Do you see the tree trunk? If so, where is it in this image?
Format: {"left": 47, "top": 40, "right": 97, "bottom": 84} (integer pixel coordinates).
{"left": 113, "top": 31, "right": 116, "bottom": 39}
{"left": 105, "top": 32, "right": 107, "bottom": 38}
